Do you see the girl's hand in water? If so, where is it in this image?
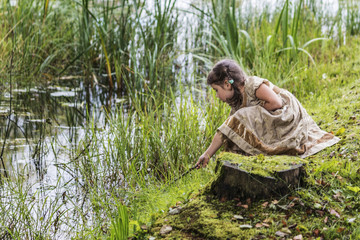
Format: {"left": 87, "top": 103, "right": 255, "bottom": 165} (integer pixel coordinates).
{"left": 196, "top": 153, "right": 210, "bottom": 168}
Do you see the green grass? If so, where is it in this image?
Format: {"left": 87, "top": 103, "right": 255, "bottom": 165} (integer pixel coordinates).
{"left": 146, "top": 37, "right": 360, "bottom": 240}
{"left": 1, "top": 0, "right": 360, "bottom": 239}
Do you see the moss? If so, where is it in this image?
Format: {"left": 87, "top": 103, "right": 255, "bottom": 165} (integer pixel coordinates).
{"left": 150, "top": 194, "right": 268, "bottom": 239}
{"left": 216, "top": 152, "right": 308, "bottom": 178}
{"left": 149, "top": 154, "right": 308, "bottom": 239}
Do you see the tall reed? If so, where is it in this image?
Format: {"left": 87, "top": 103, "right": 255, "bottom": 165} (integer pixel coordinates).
{"left": 54, "top": 83, "right": 228, "bottom": 236}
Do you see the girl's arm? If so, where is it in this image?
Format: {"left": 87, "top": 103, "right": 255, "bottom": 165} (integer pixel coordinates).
{"left": 196, "top": 131, "right": 222, "bottom": 168}
{"left": 255, "top": 83, "right": 283, "bottom": 111}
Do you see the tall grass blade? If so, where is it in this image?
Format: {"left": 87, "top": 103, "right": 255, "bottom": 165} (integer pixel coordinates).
{"left": 281, "top": 0, "right": 289, "bottom": 47}
{"left": 291, "top": 0, "right": 303, "bottom": 44}
{"left": 97, "top": 25, "right": 114, "bottom": 88}
{"left": 43, "top": 0, "right": 50, "bottom": 22}
{"left": 302, "top": 37, "right": 328, "bottom": 48}
{"left": 269, "top": 0, "right": 288, "bottom": 54}
{"left": 109, "top": 204, "right": 129, "bottom": 240}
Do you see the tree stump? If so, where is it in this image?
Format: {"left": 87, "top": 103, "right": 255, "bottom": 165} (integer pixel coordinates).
{"left": 210, "top": 152, "right": 306, "bottom": 201}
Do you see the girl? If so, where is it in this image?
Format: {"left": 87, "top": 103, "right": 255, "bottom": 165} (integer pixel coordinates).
{"left": 196, "top": 59, "right": 339, "bottom": 168}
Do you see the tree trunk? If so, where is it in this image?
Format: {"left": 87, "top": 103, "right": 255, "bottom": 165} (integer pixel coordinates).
{"left": 210, "top": 160, "right": 305, "bottom": 201}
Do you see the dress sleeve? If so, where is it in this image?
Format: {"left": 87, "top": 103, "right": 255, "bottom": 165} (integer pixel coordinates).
{"left": 244, "top": 76, "right": 265, "bottom": 99}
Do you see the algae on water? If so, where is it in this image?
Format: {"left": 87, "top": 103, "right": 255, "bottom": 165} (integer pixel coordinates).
{"left": 216, "top": 152, "right": 308, "bottom": 178}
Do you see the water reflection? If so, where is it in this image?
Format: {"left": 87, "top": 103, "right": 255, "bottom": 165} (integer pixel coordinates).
{"left": 0, "top": 78, "right": 115, "bottom": 181}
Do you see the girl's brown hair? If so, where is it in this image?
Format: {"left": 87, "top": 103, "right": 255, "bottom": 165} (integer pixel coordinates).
{"left": 207, "top": 59, "right": 248, "bottom": 109}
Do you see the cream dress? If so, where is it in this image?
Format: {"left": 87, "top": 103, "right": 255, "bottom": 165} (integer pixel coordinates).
{"left": 218, "top": 76, "right": 339, "bottom": 158}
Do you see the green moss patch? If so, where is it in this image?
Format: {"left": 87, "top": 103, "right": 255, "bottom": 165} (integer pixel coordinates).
{"left": 149, "top": 193, "right": 270, "bottom": 239}
{"left": 216, "top": 152, "right": 308, "bottom": 178}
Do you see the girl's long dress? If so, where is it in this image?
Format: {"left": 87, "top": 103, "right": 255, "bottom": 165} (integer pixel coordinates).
{"left": 218, "top": 76, "right": 339, "bottom": 158}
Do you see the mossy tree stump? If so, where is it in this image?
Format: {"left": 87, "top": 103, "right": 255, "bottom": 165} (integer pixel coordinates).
{"left": 210, "top": 153, "right": 306, "bottom": 201}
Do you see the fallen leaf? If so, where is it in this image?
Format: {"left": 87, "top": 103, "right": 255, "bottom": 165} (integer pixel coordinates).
{"left": 313, "top": 228, "right": 320, "bottom": 236}
{"left": 168, "top": 207, "right": 182, "bottom": 215}
{"left": 287, "top": 202, "right": 295, "bottom": 208}
{"left": 240, "top": 224, "right": 252, "bottom": 229}
{"left": 275, "top": 231, "right": 288, "bottom": 237}
{"left": 255, "top": 223, "right": 263, "bottom": 228}
{"left": 246, "top": 198, "right": 252, "bottom": 205}
{"left": 281, "top": 219, "right": 287, "bottom": 227}
{"left": 324, "top": 216, "right": 328, "bottom": 223}
{"left": 263, "top": 218, "right": 272, "bottom": 223}
{"left": 335, "top": 127, "right": 346, "bottom": 136}
{"left": 272, "top": 200, "right": 279, "bottom": 205}
{"left": 314, "top": 203, "right": 322, "bottom": 209}
{"left": 330, "top": 209, "right": 341, "bottom": 218}
{"left": 281, "top": 227, "right": 291, "bottom": 234}
{"left": 288, "top": 196, "right": 299, "bottom": 201}
{"left": 262, "top": 202, "right": 269, "bottom": 208}
{"left": 337, "top": 227, "right": 345, "bottom": 233}
{"left": 160, "top": 225, "right": 172, "bottom": 235}
{"left": 233, "top": 215, "right": 244, "bottom": 220}
{"left": 294, "top": 234, "right": 303, "bottom": 240}
{"left": 262, "top": 223, "right": 270, "bottom": 228}
{"left": 241, "top": 204, "right": 249, "bottom": 209}
{"left": 288, "top": 223, "right": 297, "bottom": 229}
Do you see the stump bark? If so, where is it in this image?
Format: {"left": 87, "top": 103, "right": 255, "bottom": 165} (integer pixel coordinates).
{"left": 210, "top": 157, "right": 305, "bottom": 201}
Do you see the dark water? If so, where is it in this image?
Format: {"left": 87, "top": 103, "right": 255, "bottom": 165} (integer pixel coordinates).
{"left": 0, "top": 78, "right": 125, "bottom": 182}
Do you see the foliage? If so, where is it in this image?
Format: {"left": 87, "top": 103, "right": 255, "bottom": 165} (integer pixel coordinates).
{"left": 109, "top": 204, "right": 129, "bottom": 240}
{"left": 1, "top": 0, "right": 360, "bottom": 239}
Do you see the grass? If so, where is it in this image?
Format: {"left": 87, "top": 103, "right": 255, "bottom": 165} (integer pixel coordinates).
{"left": 147, "top": 36, "right": 360, "bottom": 239}
{"left": 1, "top": 0, "right": 360, "bottom": 239}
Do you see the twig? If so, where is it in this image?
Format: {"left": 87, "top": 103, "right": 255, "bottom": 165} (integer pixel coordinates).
{"left": 164, "top": 165, "right": 198, "bottom": 190}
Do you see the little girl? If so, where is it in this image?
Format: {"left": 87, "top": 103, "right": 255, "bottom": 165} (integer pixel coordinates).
{"left": 196, "top": 59, "right": 339, "bottom": 168}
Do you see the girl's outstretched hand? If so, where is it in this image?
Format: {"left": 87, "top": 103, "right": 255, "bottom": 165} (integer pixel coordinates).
{"left": 196, "top": 153, "right": 210, "bottom": 168}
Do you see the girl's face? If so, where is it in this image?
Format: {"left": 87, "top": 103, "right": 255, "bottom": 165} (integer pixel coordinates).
{"left": 211, "top": 80, "right": 234, "bottom": 102}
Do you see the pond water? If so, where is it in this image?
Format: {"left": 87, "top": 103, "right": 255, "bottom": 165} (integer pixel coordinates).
{"left": 0, "top": 78, "right": 128, "bottom": 179}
